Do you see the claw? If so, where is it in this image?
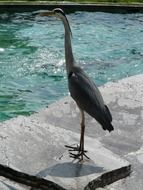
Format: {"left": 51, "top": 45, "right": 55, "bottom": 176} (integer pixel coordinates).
{"left": 69, "top": 151, "right": 89, "bottom": 159}
{"left": 65, "top": 144, "right": 80, "bottom": 150}
{"left": 65, "top": 144, "right": 90, "bottom": 161}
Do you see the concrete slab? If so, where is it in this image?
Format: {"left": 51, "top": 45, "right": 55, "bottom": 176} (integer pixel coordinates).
{"left": 0, "top": 112, "right": 130, "bottom": 190}
{"left": 1, "top": 73, "right": 143, "bottom": 189}
{"left": 21, "top": 73, "right": 143, "bottom": 189}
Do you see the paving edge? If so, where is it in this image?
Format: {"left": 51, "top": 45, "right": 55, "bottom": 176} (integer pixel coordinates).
{"left": 0, "top": 3, "right": 143, "bottom": 13}
{"left": 85, "top": 165, "right": 131, "bottom": 190}
{"left": 0, "top": 164, "right": 66, "bottom": 190}
{"left": 0, "top": 163, "right": 131, "bottom": 190}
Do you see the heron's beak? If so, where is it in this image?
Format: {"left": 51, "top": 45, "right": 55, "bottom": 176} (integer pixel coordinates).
{"left": 39, "top": 9, "right": 72, "bottom": 37}
{"left": 40, "top": 10, "right": 55, "bottom": 17}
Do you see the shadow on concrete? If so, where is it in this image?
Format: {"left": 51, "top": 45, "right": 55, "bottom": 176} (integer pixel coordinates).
{"left": 37, "top": 162, "right": 105, "bottom": 178}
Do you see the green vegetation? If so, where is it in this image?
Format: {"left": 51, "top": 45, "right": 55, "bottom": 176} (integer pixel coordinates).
{"left": 0, "top": 0, "right": 143, "bottom": 3}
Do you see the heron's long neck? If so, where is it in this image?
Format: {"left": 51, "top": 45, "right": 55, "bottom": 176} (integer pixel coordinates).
{"left": 62, "top": 18, "right": 74, "bottom": 74}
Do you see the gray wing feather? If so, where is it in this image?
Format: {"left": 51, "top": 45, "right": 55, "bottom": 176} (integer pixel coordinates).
{"left": 68, "top": 66, "right": 112, "bottom": 124}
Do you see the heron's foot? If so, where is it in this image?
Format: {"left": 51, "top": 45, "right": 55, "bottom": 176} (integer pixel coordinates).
{"left": 69, "top": 151, "right": 90, "bottom": 161}
{"left": 65, "top": 144, "right": 89, "bottom": 161}
{"left": 65, "top": 144, "right": 81, "bottom": 152}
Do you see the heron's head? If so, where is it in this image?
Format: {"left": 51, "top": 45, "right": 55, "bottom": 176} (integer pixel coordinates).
{"left": 40, "top": 8, "right": 65, "bottom": 19}
{"left": 40, "top": 8, "right": 72, "bottom": 35}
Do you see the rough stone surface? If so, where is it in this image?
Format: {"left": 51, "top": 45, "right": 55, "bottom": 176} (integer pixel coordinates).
{"left": 0, "top": 114, "right": 129, "bottom": 190}
{"left": 1, "top": 73, "right": 143, "bottom": 189}
{"left": 32, "top": 74, "right": 143, "bottom": 190}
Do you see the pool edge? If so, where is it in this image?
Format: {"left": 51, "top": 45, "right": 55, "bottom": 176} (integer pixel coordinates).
{"left": 0, "top": 2, "right": 143, "bottom": 13}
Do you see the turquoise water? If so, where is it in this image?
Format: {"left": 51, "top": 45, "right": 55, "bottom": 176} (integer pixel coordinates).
{"left": 0, "top": 12, "right": 143, "bottom": 121}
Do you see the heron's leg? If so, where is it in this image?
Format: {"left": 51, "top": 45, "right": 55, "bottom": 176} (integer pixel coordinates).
{"left": 69, "top": 109, "right": 89, "bottom": 161}
{"left": 65, "top": 108, "right": 89, "bottom": 160}
{"left": 79, "top": 109, "right": 85, "bottom": 160}
{"left": 79, "top": 109, "right": 85, "bottom": 152}
{"left": 65, "top": 109, "right": 85, "bottom": 152}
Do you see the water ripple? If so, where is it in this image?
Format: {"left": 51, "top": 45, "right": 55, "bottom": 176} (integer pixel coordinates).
{"left": 0, "top": 11, "right": 143, "bottom": 121}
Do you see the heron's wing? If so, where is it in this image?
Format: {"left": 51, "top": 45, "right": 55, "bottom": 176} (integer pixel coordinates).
{"left": 105, "top": 105, "right": 112, "bottom": 122}
{"left": 68, "top": 66, "right": 112, "bottom": 123}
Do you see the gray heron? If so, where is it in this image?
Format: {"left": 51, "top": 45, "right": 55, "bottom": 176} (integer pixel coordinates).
{"left": 40, "top": 8, "right": 114, "bottom": 161}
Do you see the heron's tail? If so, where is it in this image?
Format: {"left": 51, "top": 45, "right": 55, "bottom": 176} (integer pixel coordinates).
{"left": 102, "top": 105, "right": 114, "bottom": 132}
{"left": 102, "top": 122, "right": 114, "bottom": 132}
